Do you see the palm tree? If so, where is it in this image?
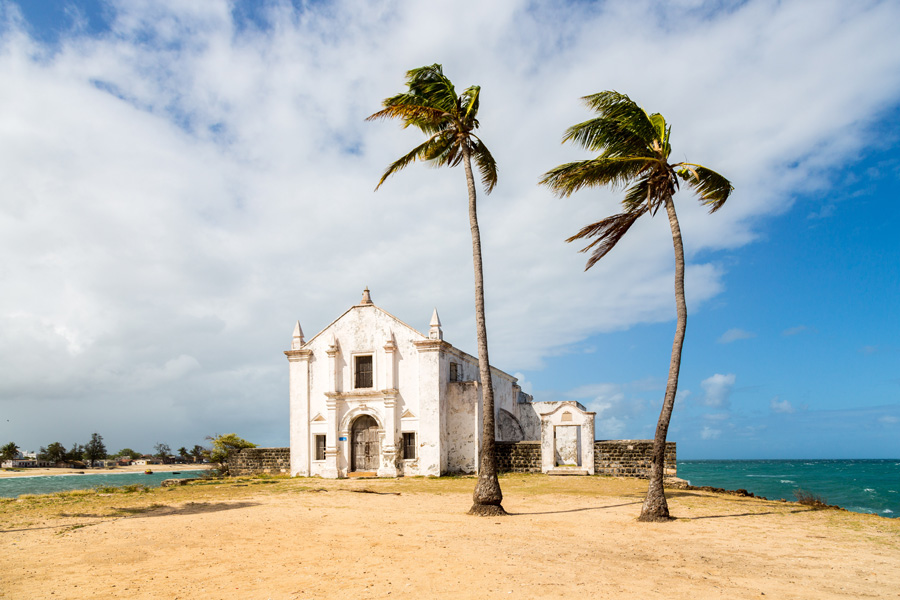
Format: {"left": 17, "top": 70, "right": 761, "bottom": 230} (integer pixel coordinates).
{"left": 367, "top": 64, "right": 505, "bottom": 516}
{"left": 541, "top": 91, "right": 733, "bottom": 521}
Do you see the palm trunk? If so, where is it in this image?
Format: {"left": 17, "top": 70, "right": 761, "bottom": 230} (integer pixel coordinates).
{"left": 461, "top": 145, "right": 505, "bottom": 517}
{"left": 638, "top": 195, "right": 685, "bottom": 522}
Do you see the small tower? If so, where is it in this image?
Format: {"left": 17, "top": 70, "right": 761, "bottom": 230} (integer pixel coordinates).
{"left": 291, "top": 321, "right": 305, "bottom": 350}
{"left": 360, "top": 287, "right": 373, "bottom": 305}
{"left": 428, "top": 308, "right": 443, "bottom": 340}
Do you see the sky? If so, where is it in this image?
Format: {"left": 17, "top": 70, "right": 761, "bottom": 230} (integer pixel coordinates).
{"left": 1, "top": 0, "right": 898, "bottom": 460}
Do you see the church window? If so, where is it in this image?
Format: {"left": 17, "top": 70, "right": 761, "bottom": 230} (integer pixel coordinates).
{"left": 402, "top": 432, "right": 416, "bottom": 460}
{"left": 314, "top": 435, "right": 326, "bottom": 461}
{"left": 354, "top": 355, "right": 373, "bottom": 388}
{"left": 449, "top": 362, "right": 459, "bottom": 382}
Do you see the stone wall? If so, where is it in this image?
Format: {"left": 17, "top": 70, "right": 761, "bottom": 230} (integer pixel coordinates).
{"left": 495, "top": 441, "right": 541, "bottom": 473}
{"left": 228, "top": 440, "right": 675, "bottom": 478}
{"left": 227, "top": 447, "right": 291, "bottom": 476}
{"left": 495, "top": 440, "right": 676, "bottom": 478}
{"left": 593, "top": 440, "right": 677, "bottom": 477}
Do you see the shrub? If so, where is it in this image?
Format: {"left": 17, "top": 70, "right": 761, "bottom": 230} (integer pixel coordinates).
{"left": 794, "top": 488, "right": 828, "bottom": 507}
{"left": 206, "top": 433, "right": 256, "bottom": 476}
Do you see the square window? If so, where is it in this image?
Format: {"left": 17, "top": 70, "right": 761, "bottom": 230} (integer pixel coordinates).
{"left": 402, "top": 432, "right": 416, "bottom": 460}
{"left": 314, "top": 435, "right": 326, "bottom": 461}
{"left": 355, "top": 355, "right": 373, "bottom": 388}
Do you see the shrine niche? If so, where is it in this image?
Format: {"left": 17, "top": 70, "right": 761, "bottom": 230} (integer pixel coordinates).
{"left": 537, "top": 401, "right": 595, "bottom": 475}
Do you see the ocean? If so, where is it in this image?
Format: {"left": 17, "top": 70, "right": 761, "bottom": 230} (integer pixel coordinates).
{"left": 677, "top": 459, "right": 899, "bottom": 518}
{"left": 0, "top": 469, "right": 206, "bottom": 498}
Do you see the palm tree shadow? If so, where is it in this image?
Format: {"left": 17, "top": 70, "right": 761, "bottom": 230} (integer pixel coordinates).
{"left": 120, "top": 501, "right": 260, "bottom": 518}
{"left": 511, "top": 501, "right": 642, "bottom": 516}
{"left": 0, "top": 501, "right": 261, "bottom": 532}
{"left": 681, "top": 507, "right": 820, "bottom": 520}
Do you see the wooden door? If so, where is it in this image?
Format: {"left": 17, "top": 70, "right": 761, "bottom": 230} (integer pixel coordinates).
{"left": 351, "top": 415, "right": 380, "bottom": 471}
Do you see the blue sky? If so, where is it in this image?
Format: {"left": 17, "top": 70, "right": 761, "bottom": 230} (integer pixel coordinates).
{"left": 0, "top": 0, "right": 898, "bottom": 459}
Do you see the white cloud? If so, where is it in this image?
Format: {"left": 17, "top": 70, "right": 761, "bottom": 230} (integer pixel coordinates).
{"left": 718, "top": 328, "right": 756, "bottom": 343}
{"left": 700, "top": 426, "right": 721, "bottom": 440}
{"left": 700, "top": 373, "right": 736, "bottom": 407}
{"left": 703, "top": 412, "right": 730, "bottom": 421}
{"left": 1, "top": 0, "right": 899, "bottom": 449}
{"left": 782, "top": 325, "right": 811, "bottom": 336}
{"left": 770, "top": 397, "right": 796, "bottom": 414}
{"left": 879, "top": 415, "right": 898, "bottom": 424}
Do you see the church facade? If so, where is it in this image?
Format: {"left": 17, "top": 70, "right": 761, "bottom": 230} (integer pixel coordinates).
{"left": 285, "top": 289, "right": 541, "bottom": 478}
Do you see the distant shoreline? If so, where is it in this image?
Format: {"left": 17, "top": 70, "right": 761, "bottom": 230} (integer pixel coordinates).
{"left": 0, "top": 463, "right": 212, "bottom": 479}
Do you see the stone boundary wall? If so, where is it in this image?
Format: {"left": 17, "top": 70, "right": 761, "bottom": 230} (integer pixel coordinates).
{"left": 593, "top": 440, "right": 676, "bottom": 477}
{"left": 495, "top": 441, "right": 542, "bottom": 473}
{"left": 496, "top": 440, "right": 676, "bottom": 478}
{"left": 228, "top": 441, "right": 676, "bottom": 478}
{"left": 227, "top": 447, "right": 290, "bottom": 476}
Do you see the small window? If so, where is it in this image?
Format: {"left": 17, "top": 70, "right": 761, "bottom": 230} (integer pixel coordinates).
{"left": 449, "top": 362, "right": 459, "bottom": 382}
{"left": 355, "top": 355, "right": 373, "bottom": 388}
{"left": 314, "top": 435, "right": 326, "bottom": 461}
{"left": 402, "top": 432, "right": 416, "bottom": 460}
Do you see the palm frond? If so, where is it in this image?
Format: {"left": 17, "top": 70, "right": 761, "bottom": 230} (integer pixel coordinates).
{"left": 423, "top": 133, "right": 457, "bottom": 165}
{"left": 676, "top": 163, "right": 734, "bottom": 212}
{"left": 374, "top": 132, "right": 444, "bottom": 190}
{"left": 405, "top": 64, "right": 458, "bottom": 115}
{"left": 563, "top": 116, "right": 655, "bottom": 157}
{"left": 460, "top": 85, "right": 481, "bottom": 127}
{"left": 647, "top": 113, "right": 666, "bottom": 143}
{"left": 370, "top": 63, "right": 496, "bottom": 193}
{"left": 566, "top": 210, "right": 646, "bottom": 270}
{"left": 470, "top": 136, "right": 498, "bottom": 194}
{"left": 580, "top": 91, "right": 658, "bottom": 147}
{"left": 540, "top": 157, "right": 654, "bottom": 197}
{"left": 622, "top": 175, "right": 652, "bottom": 213}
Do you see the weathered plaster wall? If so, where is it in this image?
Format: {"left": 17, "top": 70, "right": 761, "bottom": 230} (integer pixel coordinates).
{"left": 554, "top": 426, "right": 580, "bottom": 466}
{"left": 444, "top": 381, "right": 479, "bottom": 473}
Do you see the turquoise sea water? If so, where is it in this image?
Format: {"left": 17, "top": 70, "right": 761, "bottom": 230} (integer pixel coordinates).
{"left": 677, "top": 459, "right": 899, "bottom": 518}
{"left": 0, "top": 469, "right": 206, "bottom": 498}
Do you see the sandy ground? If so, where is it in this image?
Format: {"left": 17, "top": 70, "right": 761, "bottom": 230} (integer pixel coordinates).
{"left": 0, "top": 463, "right": 211, "bottom": 478}
{"left": 1, "top": 475, "right": 898, "bottom": 599}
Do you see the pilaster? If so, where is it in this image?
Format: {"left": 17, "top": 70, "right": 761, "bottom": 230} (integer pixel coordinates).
{"left": 378, "top": 391, "right": 399, "bottom": 477}
{"left": 323, "top": 396, "right": 340, "bottom": 478}
{"left": 285, "top": 348, "right": 312, "bottom": 476}
{"left": 414, "top": 338, "right": 447, "bottom": 476}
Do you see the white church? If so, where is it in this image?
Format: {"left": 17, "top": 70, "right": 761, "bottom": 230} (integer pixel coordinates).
{"left": 285, "top": 289, "right": 596, "bottom": 478}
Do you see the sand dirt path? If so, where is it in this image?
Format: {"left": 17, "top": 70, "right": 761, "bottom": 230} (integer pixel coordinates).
{"left": 1, "top": 476, "right": 898, "bottom": 599}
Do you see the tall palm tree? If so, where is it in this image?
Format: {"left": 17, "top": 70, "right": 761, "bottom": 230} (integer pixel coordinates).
{"left": 541, "top": 91, "right": 733, "bottom": 521}
{"left": 367, "top": 64, "right": 505, "bottom": 516}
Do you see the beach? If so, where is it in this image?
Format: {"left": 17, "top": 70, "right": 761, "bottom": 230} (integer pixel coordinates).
{"left": 1, "top": 474, "right": 898, "bottom": 599}
{"left": 0, "top": 463, "right": 210, "bottom": 479}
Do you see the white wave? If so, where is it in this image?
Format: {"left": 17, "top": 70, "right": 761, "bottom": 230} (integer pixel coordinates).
{"left": 780, "top": 480, "right": 796, "bottom": 484}
{"left": 883, "top": 509, "right": 894, "bottom": 514}
{"left": 864, "top": 488, "right": 876, "bottom": 493}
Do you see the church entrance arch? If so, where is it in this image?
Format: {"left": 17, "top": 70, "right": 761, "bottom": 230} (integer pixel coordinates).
{"left": 351, "top": 415, "right": 380, "bottom": 472}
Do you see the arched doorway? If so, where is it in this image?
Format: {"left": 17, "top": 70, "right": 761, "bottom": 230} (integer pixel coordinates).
{"left": 351, "top": 415, "right": 380, "bottom": 472}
